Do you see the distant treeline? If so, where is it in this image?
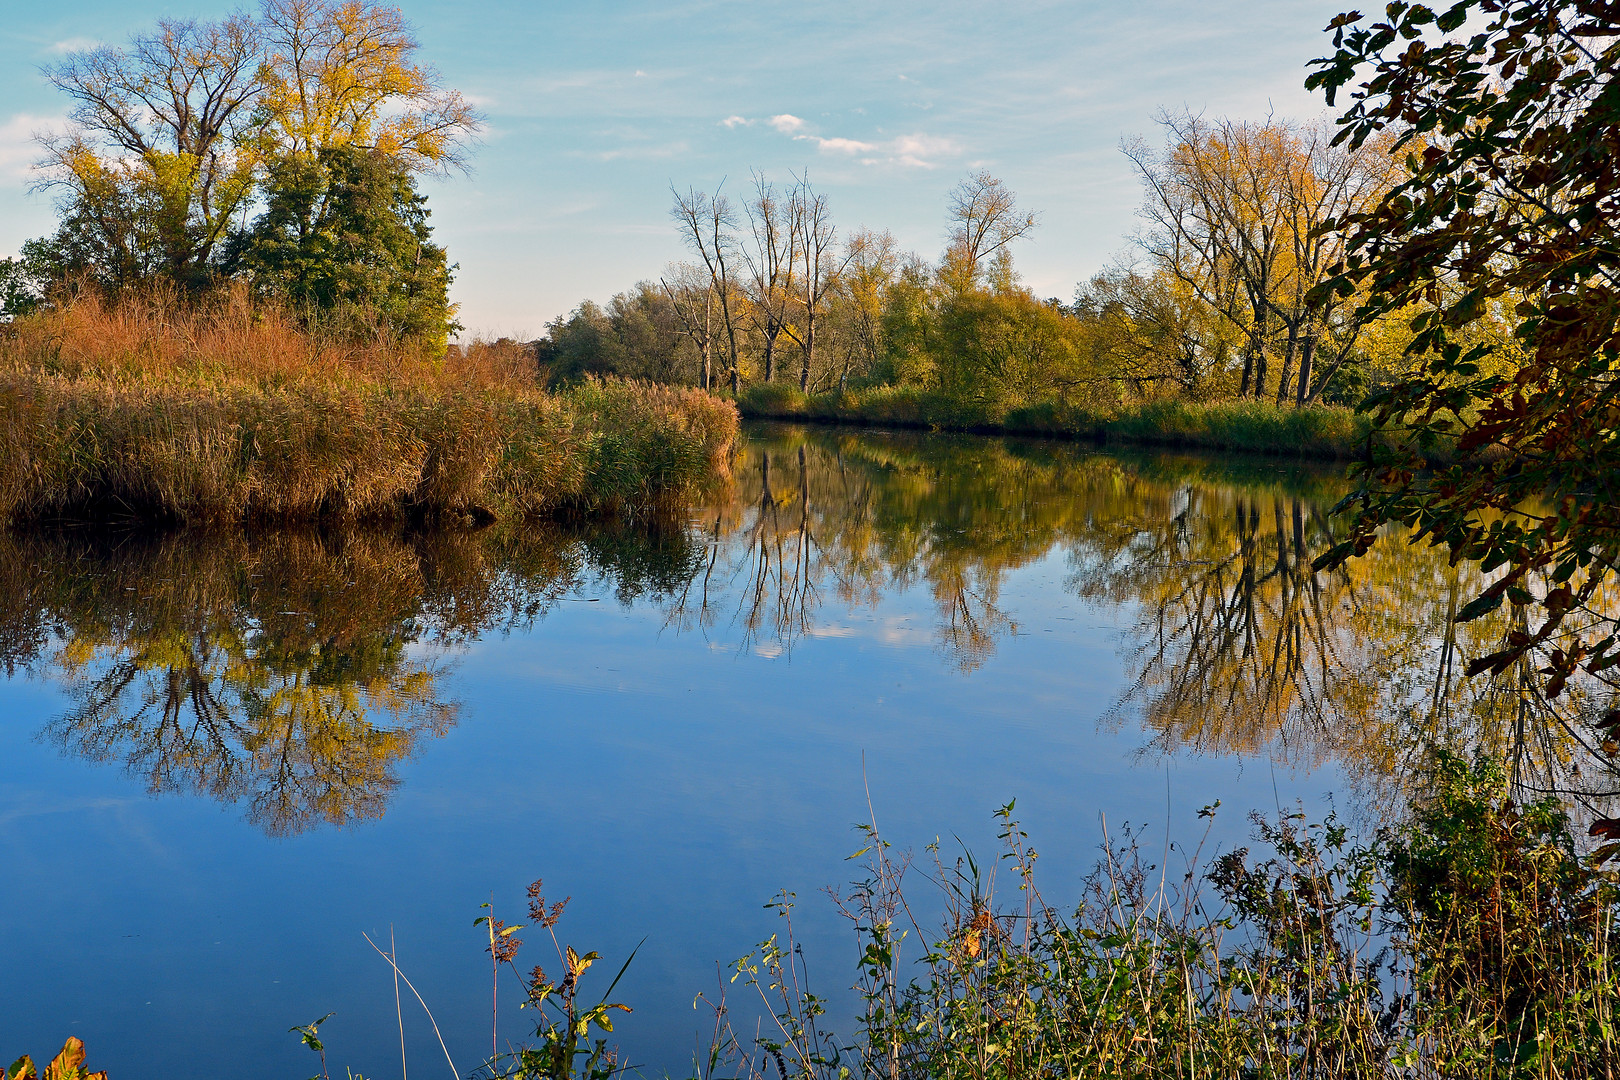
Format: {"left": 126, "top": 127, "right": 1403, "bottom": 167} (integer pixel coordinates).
{"left": 537, "top": 112, "right": 1525, "bottom": 432}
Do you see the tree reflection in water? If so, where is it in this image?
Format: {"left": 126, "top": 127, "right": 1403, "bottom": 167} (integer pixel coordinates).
{"left": 707, "top": 427, "right": 1619, "bottom": 812}
{"left": 0, "top": 523, "right": 703, "bottom": 835}
{"left": 7, "top": 423, "right": 1615, "bottom": 832}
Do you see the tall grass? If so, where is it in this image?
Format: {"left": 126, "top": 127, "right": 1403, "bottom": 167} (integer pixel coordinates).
{"left": 736, "top": 383, "right": 1377, "bottom": 460}
{"left": 0, "top": 288, "right": 737, "bottom": 525}
{"left": 693, "top": 755, "right": 1619, "bottom": 1080}
{"left": 24, "top": 758, "right": 1617, "bottom": 1078}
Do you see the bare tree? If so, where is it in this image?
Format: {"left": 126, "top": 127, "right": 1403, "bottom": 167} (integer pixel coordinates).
{"left": 944, "top": 170, "right": 1038, "bottom": 286}
{"left": 784, "top": 174, "right": 847, "bottom": 393}
{"left": 671, "top": 184, "right": 744, "bottom": 392}
{"left": 661, "top": 262, "right": 718, "bottom": 390}
{"left": 741, "top": 173, "right": 799, "bottom": 383}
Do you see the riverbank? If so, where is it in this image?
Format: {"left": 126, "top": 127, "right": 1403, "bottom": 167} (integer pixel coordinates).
{"left": 0, "top": 292, "right": 737, "bottom": 526}
{"left": 738, "top": 382, "right": 1377, "bottom": 460}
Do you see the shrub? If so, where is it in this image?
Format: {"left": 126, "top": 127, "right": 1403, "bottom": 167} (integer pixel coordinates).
{"left": 734, "top": 382, "right": 1374, "bottom": 459}
{"left": 0, "top": 290, "right": 737, "bottom": 525}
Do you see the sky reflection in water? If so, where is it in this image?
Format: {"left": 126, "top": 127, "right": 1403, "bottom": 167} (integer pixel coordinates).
{"left": 1, "top": 423, "right": 1602, "bottom": 1077}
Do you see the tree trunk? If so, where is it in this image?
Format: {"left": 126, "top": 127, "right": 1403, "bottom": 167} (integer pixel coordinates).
{"left": 799, "top": 324, "right": 813, "bottom": 393}
{"left": 1275, "top": 322, "right": 1298, "bottom": 405}
{"left": 1294, "top": 336, "right": 1315, "bottom": 407}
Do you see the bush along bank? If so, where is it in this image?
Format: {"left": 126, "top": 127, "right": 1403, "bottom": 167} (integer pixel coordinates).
{"left": 737, "top": 382, "right": 1380, "bottom": 460}
{"left": 0, "top": 291, "right": 737, "bottom": 527}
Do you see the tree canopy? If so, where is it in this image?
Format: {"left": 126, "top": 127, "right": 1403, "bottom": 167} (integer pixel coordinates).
{"left": 233, "top": 144, "right": 457, "bottom": 348}
{"left": 18, "top": 0, "right": 477, "bottom": 347}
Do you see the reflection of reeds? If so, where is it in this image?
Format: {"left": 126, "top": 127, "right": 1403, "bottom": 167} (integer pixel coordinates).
{"left": 0, "top": 289, "right": 736, "bottom": 525}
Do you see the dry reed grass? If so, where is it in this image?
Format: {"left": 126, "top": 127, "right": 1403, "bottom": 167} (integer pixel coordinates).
{"left": 0, "top": 288, "right": 737, "bottom": 525}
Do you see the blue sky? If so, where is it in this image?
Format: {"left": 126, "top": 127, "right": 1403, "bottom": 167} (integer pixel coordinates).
{"left": 1, "top": 1, "right": 1338, "bottom": 337}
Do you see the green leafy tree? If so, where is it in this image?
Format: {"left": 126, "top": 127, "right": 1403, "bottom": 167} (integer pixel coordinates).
{"left": 235, "top": 144, "right": 457, "bottom": 348}
{"left": 1308, "top": 3, "right": 1620, "bottom": 735}
{"left": 933, "top": 290, "right": 1096, "bottom": 414}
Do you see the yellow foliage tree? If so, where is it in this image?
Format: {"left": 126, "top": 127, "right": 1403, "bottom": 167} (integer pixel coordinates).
{"left": 33, "top": 1, "right": 480, "bottom": 292}
{"left": 256, "top": 0, "right": 480, "bottom": 172}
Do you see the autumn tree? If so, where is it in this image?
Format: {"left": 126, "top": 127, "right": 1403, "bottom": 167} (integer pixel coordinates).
{"left": 29, "top": 0, "right": 479, "bottom": 309}
{"left": 934, "top": 291, "right": 1096, "bottom": 412}
{"left": 249, "top": 0, "right": 479, "bottom": 320}
{"left": 37, "top": 15, "right": 265, "bottom": 290}
{"left": 1125, "top": 113, "right": 1399, "bottom": 404}
{"left": 1074, "top": 266, "right": 1237, "bottom": 399}
{"left": 256, "top": 0, "right": 479, "bottom": 172}
{"left": 828, "top": 228, "right": 902, "bottom": 392}
{"left": 942, "top": 170, "right": 1038, "bottom": 292}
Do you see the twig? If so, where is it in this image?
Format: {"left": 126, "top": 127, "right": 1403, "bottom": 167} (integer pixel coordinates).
{"left": 392, "top": 925, "right": 408, "bottom": 1080}
{"left": 363, "top": 931, "right": 459, "bottom": 1080}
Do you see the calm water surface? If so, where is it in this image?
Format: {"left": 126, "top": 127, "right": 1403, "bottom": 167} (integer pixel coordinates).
{"left": 1, "top": 423, "right": 1592, "bottom": 1076}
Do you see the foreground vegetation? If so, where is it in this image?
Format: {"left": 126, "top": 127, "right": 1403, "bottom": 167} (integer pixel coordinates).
{"left": 683, "top": 757, "right": 1620, "bottom": 1079}
{"left": 0, "top": 289, "right": 736, "bottom": 526}
{"left": 19, "top": 757, "right": 1616, "bottom": 1079}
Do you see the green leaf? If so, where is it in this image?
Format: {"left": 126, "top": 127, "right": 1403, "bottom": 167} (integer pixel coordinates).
{"left": 1454, "top": 592, "right": 1503, "bottom": 623}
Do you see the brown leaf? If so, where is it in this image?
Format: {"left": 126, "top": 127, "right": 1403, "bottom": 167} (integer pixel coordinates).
{"left": 1588, "top": 818, "right": 1620, "bottom": 841}
{"left": 42, "top": 1040, "right": 85, "bottom": 1080}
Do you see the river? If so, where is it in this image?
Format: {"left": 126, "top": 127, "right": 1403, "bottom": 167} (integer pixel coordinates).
{"left": 0, "top": 422, "right": 1602, "bottom": 1076}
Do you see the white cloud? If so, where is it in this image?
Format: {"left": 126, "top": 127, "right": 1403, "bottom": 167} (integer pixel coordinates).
{"left": 883, "top": 133, "right": 962, "bottom": 168}
{"left": 50, "top": 36, "right": 100, "bottom": 55}
{"left": 0, "top": 113, "right": 68, "bottom": 182}
{"left": 786, "top": 127, "right": 962, "bottom": 169}
{"left": 748, "top": 110, "right": 961, "bottom": 169}
{"left": 806, "top": 136, "right": 877, "bottom": 155}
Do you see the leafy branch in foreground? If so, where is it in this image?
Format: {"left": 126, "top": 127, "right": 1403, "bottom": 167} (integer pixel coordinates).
{"left": 1306, "top": 4, "right": 1620, "bottom": 677}
{"left": 1305, "top": 0, "right": 1620, "bottom": 841}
